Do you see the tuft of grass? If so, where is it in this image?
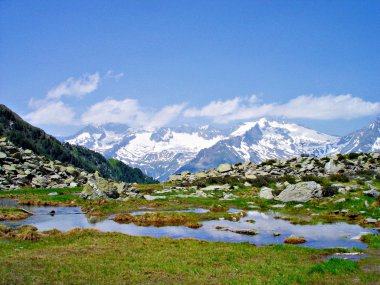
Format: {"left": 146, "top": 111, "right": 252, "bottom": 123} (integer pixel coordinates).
{"left": 284, "top": 235, "right": 306, "bottom": 244}
{"left": 0, "top": 208, "right": 31, "bottom": 221}
{"left": 360, "top": 234, "right": 380, "bottom": 249}
{"left": 310, "top": 258, "right": 358, "bottom": 275}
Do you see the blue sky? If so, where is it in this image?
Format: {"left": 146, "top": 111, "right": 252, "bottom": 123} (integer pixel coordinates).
{"left": 1, "top": 0, "right": 379, "bottom": 136}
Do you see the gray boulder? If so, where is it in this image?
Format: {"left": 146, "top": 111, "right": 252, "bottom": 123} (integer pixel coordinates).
{"left": 259, "top": 187, "right": 275, "bottom": 199}
{"left": 363, "top": 189, "right": 379, "bottom": 198}
{"left": 217, "top": 163, "right": 232, "bottom": 173}
{"left": 276, "top": 181, "right": 322, "bottom": 202}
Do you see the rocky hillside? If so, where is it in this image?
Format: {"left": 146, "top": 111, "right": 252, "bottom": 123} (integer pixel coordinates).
{"left": 0, "top": 137, "right": 92, "bottom": 190}
{"left": 0, "top": 104, "right": 157, "bottom": 184}
{"left": 170, "top": 152, "right": 380, "bottom": 185}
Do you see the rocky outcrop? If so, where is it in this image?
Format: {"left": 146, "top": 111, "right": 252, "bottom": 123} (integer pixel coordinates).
{"left": 275, "top": 181, "right": 322, "bottom": 203}
{"left": 169, "top": 153, "right": 380, "bottom": 185}
{"left": 0, "top": 138, "right": 91, "bottom": 190}
{"left": 80, "top": 172, "right": 141, "bottom": 200}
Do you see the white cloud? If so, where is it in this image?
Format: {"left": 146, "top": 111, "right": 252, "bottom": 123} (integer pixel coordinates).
{"left": 25, "top": 101, "right": 76, "bottom": 125}
{"left": 184, "top": 97, "right": 242, "bottom": 117}
{"left": 184, "top": 94, "right": 380, "bottom": 123}
{"left": 81, "top": 98, "right": 185, "bottom": 129}
{"left": 146, "top": 104, "right": 186, "bottom": 129}
{"left": 81, "top": 98, "right": 147, "bottom": 126}
{"left": 47, "top": 73, "right": 100, "bottom": 99}
{"left": 104, "top": 70, "right": 124, "bottom": 81}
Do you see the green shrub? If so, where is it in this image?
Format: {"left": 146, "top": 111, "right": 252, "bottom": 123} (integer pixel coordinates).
{"left": 301, "top": 175, "right": 329, "bottom": 186}
{"left": 328, "top": 174, "right": 350, "bottom": 183}
{"left": 247, "top": 176, "right": 273, "bottom": 188}
{"left": 322, "top": 185, "right": 339, "bottom": 197}
{"left": 347, "top": 153, "right": 361, "bottom": 159}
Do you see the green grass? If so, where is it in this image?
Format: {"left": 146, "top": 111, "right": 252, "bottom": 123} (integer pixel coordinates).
{"left": 309, "top": 258, "right": 358, "bottom": 275}
{"left": 360, "top": 234, "right": 380, "bottom": 249}
{"left": 0, "top": 208, "right": 30, "bottom": 221}
{"left": 0, "top": 229, "right": 378, "bottom": 285}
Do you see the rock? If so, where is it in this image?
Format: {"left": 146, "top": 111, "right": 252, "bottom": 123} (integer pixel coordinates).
{"left": 201, "top": 184, "right": 230, "bottom": 191}
{"left": 220, "top": 193, "right": 237, "bottom": 200}
{"left": 0, "top": 152, "right": 7, "bottom": 159}
{"left": 351, "top": 232, "right": 373, "bottom": 240}
{"left": 195, "top": 172, "right": 207, "bottom": 179}
{"left": 271, "top": 204, "right": 286, "bottom": 208}
{"left": 244, "top": 181, "right": 252, "bottom": 187}
{"left": 324, "top": 159, "right": 344, "bottom": 174}
{"left": 294, "top": 204, "right": 304, "bottom": 208}
{"left": 273, "top": 232, "right": 281, "bottom": 237}
{"left": 284, "top": 235, "right": 306, "bottom": 244}
{"left": 258, "top": 187, "right": 274, "bottom": 199}
{"left": 275, "top": 181, "right": 322, "bottom": 203}
{"left": 334, "top": 198, "right": 346, "bottom": 204}
{"left": 217, "top": 163, "right": 232, "bottom": 173}
{"left": 195, "top": 190, "right": 208, "bottom": 197}
{"left": 143, "top": 195, "right": 166, "bottom": 201}
{"left": 169, "top": 174, "right": 182, "bottom": 182}
{"left": 365, "top": 218, "right": 377, "bottom": 224}
{"left": 244, "top": 173, "right": 257, "bottom": 180}
{"left": 338, "top": 188, "right": 347, "bottom": 195}
{"left": 363, "top": 189, "right": 379, "bottom": 198}
{"left": 48, "top": 192, "right": 58, "bottom": 196}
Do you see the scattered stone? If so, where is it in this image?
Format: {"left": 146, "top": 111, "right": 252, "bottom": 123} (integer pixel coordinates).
{"left": 363, "top": 189, "right": 379, "bottom": 198}
{"left": 365, "top": 218, "right": 377, "bottom": 224}
{"left": 351, "top": 232, "right": 372, "bottom": 240}
{"left": 143, "top": 195, "right": 166, "bottom": 201}
{"left": 334, "top": 198, "right": 346, "bottom": 204}
{"left": 217, "top": 163, "right": 232, "bottom": 173}
{"left": 271, "top": 204, "right": 286, "bottom": 208}
{"left": 258, "top": 187, "right": 274, "bottom": 199}
{"left": 276, "top": 181, "right": 322, "bottom": 203}
{"left": 201, "top": 184, "right": 230, "bottom": 191}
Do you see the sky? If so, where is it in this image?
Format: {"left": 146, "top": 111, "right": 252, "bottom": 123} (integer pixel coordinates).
{"left": 1, "top": 0, "right": 379, "bottom": 136}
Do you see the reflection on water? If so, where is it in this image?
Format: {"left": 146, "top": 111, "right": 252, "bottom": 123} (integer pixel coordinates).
{"left": 1, "top": 200, "right": 377, "bottom": 249}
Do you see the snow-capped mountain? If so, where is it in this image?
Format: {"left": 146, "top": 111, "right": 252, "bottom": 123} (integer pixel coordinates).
{"left": 65, "top": 117, "right": 380, "bottom": 181}
{"left": 327, "top": 117, "right": 380, "bottom": 154}
{"left": 178, "top": 118, "right": 339, "bottom": 173}
{"left": 65, "top": 124, "right": 227, "bottom": 181}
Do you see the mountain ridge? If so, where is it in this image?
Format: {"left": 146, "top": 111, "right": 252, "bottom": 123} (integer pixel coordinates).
{"left": 62, "top": 117, "right": 380, "bottom": 181}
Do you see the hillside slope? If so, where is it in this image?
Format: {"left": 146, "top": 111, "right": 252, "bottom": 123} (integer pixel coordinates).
{"left": 0, "top": 104, "right": 157, "bottom": 184}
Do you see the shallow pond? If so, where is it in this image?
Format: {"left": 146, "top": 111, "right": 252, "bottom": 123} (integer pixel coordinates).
{"left": 1, "top": 200, "right": 377, "bottom": 249}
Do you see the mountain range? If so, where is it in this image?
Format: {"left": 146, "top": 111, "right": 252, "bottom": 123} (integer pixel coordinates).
{"left": 64, "top": 117, "right": 380, "bottom": 181}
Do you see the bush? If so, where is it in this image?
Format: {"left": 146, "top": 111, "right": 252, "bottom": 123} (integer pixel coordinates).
{"left": 328, "top": 174, "right": 350, "bottom": 183}
{"left": 347, "top": 153, "right": 361, "bottom": 159}
{"left": 275, "top": 175, "right": 297, "bottom": 184}
{"left": 301, "top": 175, "right": 329, "bottom": 187}
{"left": 261, "top": 159, "right": 276, "bottom": 166}
{"left": 322, "top": 185, "right": 339, "bottom": 197}
{"left": 247, "top": 175, "right": 273, "bottom": 188}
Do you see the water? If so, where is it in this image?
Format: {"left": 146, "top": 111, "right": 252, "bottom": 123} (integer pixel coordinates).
{"left": 1, "top": 200, "right": 377, "bottom": 249}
